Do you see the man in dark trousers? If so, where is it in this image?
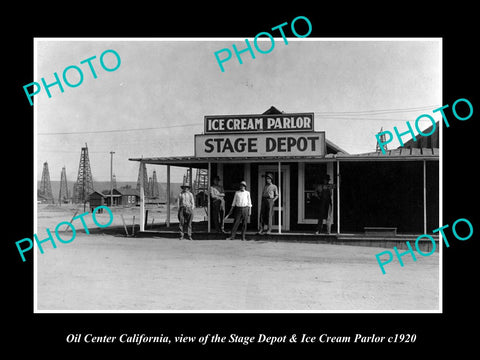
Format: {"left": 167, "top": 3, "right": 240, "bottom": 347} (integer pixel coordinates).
{"left": 315, "top": 174, "right": 333, "bottom": 234}
{"left": 177, "top": 183, "right": 195, "bottom": 240}
{"left": 226, "top": 181, "right": 252, "bottom": 241}
{"left": 258, "top": 172, "right": 278, "bottom": 235}
{"left": 210, "top": 175, "right": 226, "bottom": 233}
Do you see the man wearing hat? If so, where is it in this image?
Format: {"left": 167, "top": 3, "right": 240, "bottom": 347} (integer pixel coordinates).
{"left": 177, "top": 182, "right": 195, "bottom": 240}
{"left": 210, "top": 175, "right": 226, "bottom": 234}
{"left": 314, "top": 174, "right": 333, "bottom": 235}
{"left": 226, "top": 180, "right": 252, "bottom": 241}
{"left": 258, "top": 172, "right": 279, "bottom": 235}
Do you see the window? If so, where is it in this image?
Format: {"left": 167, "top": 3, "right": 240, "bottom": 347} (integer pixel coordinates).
{"left": 304, "top": 163, "right": 327, "bottom": 219}
{"left": 298, "top": 162, "right": 334, "bottom": 224}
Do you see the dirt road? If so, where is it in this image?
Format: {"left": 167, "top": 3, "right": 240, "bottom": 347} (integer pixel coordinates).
{"left": 35, "top": 205, "right": 439, "bottom": 311}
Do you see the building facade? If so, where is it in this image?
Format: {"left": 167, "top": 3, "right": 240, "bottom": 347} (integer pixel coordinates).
{"left": 130, "top": 108, "right": 439, "bottom": 235}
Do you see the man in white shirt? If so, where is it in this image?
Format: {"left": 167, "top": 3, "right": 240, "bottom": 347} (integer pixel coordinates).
{"left": 226, "top": 180, "right": 252, "bottom": 241}
{"left": 177, "top": 184, "right": 195, "bottom": 240}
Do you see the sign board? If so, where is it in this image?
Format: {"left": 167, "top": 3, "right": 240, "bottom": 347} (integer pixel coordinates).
{"left": 204, "top": 113, "right": 314, "bottom": 134}
{"left": 195, "top": 132, "right": 325, "bottom": 158}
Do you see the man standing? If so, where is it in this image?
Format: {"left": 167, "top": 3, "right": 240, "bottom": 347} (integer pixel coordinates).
{"left": 226, "top": 181, "right": 252, "bottom": 241}
{"left": 177, "top": 183, "right": 195, "bottom": 240}
{"left": 210, "top": 175, "right": 226, "bottom": 234}
{"left": 258, "top": 172, "right": 279, "bottom": 235}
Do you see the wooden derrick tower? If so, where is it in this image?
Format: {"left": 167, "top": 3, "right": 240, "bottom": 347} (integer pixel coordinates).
{"left": 73, "top": 144, "right": 94, "bottom": 203}
{"left": 151, "top": 170, "right": 160, "bottom": 198}
{"left": 39, "top": 161, "right": 54, "bottom": 203}
{"left": 136, "top": 162, "right": 149, "bottom": 195}
{"left": 58, "top": 166, "right": 69, "bottom": 204}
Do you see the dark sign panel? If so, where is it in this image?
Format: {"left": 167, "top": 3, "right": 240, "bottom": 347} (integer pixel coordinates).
{"left": 204, "top": 113, "right": 314, "bottom": 134}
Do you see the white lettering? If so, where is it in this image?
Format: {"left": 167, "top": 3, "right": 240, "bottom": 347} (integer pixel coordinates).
{"left": 296, "top": 116, "right": 304, "bottom": 128}
{"left": 255, "top": 117, "right": 263, "bottom": 130}
{"left": 233, "top": 118, "right": 241, "bottom": 130}
{"left": 239, "top": 118, "right": 245, "bottom": 130}
{"left": 274, "top": 117, "right": 282, "bottom": 128}
{"left": 267, "top": 117, "right": 275, "bottom": 129}
{"left": 303, "top": 116, "right": 311, "bottom": 129}
{"left": 211, "top": 119, "right": 218, "bottom": 131}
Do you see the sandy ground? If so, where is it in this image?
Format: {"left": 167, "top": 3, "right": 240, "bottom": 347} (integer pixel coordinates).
{"left": 35, "top": 204, "right": 439, "bottom": 311}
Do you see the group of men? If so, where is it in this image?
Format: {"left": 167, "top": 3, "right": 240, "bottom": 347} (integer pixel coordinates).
{"left": 176, "top": 172, "right": 333, "bottom": 240}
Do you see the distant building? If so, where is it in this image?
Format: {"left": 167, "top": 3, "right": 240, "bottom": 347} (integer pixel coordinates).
{"left": 102, "top": 189, "right": 122, "bottom": 207}
{"left": 88, "top": 190, "right": 106, "bottom": 211}
{"left": 37, "top": 192, "right": 51, "bottom": 204}
{"left": 101, "top": 188, "right": 140, "bottom": 207}
{"left": 118, "top": 188, "right": 140, "bottom": 206}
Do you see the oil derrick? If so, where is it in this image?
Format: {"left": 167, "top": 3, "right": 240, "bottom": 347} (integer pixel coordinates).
{"left": 147, "top": 176, "right": 153, "bottom": 197}
{"left": 73, "top": 144, "right": 94, "bottom": 203}
{"left": 151, "top": 170, "right": 160, "bottom": 198}
{"left": 39, "top": 161, "right": 54, "bottom": 203}
{"left": 58, "top": 166, "right": 69, "bottom": 204}
{"left": 183, "top": 169, "right": 192, "bottom": 187}
{"left": 136, "top": 162, "right": 149, "bottom": 194}
{"left": 376, "top": 127, "right": 388, "bottom": 153}
{"left": 193, "top": 169, "right": 209, "bottom": 207}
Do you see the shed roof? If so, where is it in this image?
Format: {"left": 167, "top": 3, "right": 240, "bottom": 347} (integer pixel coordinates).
{"left": 101, "top": 189, "right": 122, "bottom": 196}
{"left": 118, "top": 188, "right": 140, "bottom": 196}
{"left": 88, "top": 190, "right": 106, "bottom": 198}
{"left": 336, "top": 147, "right": 439, "bottom": 161}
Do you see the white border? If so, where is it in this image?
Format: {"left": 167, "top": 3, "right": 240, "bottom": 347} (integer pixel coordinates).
{"left": 438, "top": 37, "right": 443, "bottom": 313}
{"left": 33, "top": 37, "right": 442, "bottom": 314}
{"left": 33, "top": 38, "right": 39, "bottom": 312}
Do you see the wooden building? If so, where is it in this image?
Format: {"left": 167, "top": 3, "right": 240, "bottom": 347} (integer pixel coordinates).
{"left": 101, "top": 188, "right": 140, "bottom": 207}
{"left": 129, "top": 107, "right": 439, "bottom": 235}
{"left": 119, "top": 188, "right": 140, "bottom": 206}
{"left": 88, "top": 190, "right": 106, "bottom": 211}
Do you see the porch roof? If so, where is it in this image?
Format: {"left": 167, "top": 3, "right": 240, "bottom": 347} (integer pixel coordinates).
{"left": 128, "top": 148, "right": 438, "bottom": 168}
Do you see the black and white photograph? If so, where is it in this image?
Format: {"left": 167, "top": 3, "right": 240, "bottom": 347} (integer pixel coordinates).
{"left": 6, "top": 7, "right": 478, "bottom": 354}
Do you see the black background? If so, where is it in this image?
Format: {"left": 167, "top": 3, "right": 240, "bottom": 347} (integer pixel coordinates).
{"left": 6, "top": 4, "right": 478, "bottom": 355}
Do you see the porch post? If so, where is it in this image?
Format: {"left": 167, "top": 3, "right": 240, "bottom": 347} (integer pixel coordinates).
{"left": 139, "top": 161, "right": 145, "bottom": 232}
{"left": 207, "top": 162, "right": 211, "bottom": 233}
{"left": 278, "top": 161, "right": 282, "bottom": 234}
{"left": 336, "top": 160, "right": 340, "bottom": 234}
{"left": 166, "top": 165, "right": 170, "bottom": 227}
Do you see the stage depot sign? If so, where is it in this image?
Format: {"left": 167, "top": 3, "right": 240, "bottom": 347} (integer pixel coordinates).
{"left": 195, "top": 132, "right": 326, "bottom": 157}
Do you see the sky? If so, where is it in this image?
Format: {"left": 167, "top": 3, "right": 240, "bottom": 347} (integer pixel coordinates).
{"left": 35, "top": 38, "right": 442, "bottom": 183}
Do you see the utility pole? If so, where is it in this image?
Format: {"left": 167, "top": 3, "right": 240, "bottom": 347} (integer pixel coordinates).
{"left": 110, "top": 151, "right": 115, "bottom": 207}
